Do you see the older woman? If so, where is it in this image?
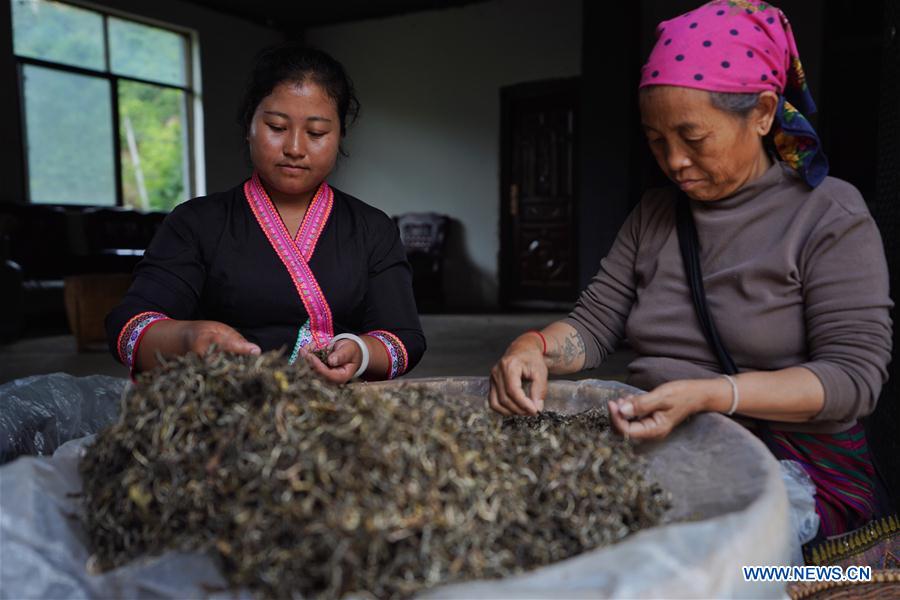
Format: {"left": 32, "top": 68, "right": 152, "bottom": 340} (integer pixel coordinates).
{"left": 490, "top": 1, "right": 892, "bottom": 539}
{"left": 106, "top": 43, "right": 425, "bottom": 382}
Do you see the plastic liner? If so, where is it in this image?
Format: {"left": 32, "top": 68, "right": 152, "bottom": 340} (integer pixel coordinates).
{"left": 0, "top": 376, "right": 790, "bottom": 599}
{"left": 780, "top": 459, "right": 820, "bottom": 565}
{"left": 0, "top": 373, "right": 126, "bottom": 464}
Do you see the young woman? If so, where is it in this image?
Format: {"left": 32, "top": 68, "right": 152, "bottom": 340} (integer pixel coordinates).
{"left": 107, "top": 44, "right": 425, "bottom": 383}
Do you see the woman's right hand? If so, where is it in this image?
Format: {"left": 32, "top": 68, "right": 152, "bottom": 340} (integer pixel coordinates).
{"left": 181, "top": 320, "right": 262, "bottom": 356}
{"left": 489, "top": 332, "right": 548, "bottom": 416}
{"left": 136, "top": 319, "right": 261, "bottom": 372}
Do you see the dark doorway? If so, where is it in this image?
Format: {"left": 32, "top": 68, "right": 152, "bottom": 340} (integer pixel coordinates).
{"left": 818, "top": 0, "right": 885, "bottom": 204}
{"left": 499, "top": 77, "right": 580, "bottom": 309}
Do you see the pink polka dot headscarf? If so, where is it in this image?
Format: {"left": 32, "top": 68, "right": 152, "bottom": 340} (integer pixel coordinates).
{"left": 639, "top": 0, "right": 828, "bottom": 187}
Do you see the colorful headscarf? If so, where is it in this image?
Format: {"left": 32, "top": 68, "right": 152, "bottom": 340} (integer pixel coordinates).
{"left": 639, "top": 0, "right": 828, "bottom": 188}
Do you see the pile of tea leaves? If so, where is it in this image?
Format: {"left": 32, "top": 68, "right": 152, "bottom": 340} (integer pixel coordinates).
{"left": 80, "top": 351, "right": 669, "bottom": 599}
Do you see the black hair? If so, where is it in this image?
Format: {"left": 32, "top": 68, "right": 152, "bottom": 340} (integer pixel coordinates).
{"left": 237, "top": 43, "right": 360, "bottom": 146}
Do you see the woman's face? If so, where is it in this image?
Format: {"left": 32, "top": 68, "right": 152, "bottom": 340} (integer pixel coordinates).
{"left": 639, "top": 86, "right": 774, "bottom": 201}
{"left": 248, "top": 80, "right": 340, "bottom": 204}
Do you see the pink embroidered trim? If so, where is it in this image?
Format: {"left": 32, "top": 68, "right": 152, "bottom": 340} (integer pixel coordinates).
{"left": 244, "top": 172, "right": 334, "bottom": 349}
{"left": 367, "top": 330, "right": 409, "bottom": 379}
{"left": 117, "top": 311, "right": 169, "bottom": 370}
{"left": 294, "top": 181, "right": 333, "bottom": 260}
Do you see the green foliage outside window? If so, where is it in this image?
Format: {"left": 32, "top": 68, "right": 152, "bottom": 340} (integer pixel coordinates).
{"left": 109, "top": 17, "right": 187, "bottom": 87}
{"left": 119, "top": 82, "right": 187, "bottom": 212}
{"left": 11, "top": 0, "right": 196, "bottom": 211}
{"left": 12, "top": 0, "right": 104, "bottom": 70}
{"left": 23, "top": 65, "right": 116, "bottom": 205}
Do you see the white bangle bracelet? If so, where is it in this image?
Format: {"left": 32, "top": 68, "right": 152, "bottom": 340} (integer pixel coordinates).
{"left": 721, "top": 374, "right": 739, "bottom": 416}
{"left": 329, "top": 333, "right": 369, "bottom": 379}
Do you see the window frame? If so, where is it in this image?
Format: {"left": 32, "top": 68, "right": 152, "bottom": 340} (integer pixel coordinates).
{"left": 12, "top": 0, "right": 203, "bottom": 210}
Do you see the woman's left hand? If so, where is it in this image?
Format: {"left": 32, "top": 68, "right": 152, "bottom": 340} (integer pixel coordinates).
{"left": 608, "top": 379, "right": 725, "bottom": 441}
{"left": 302, "top": 339, "right": 362, "bottom": 384}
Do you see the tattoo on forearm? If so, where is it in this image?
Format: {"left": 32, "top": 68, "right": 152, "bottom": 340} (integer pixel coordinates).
{"left": 548, "top": 331, "right": 585, "bottom": 368}
{"left": 562, "top": 331, "right": 585, "bottom": 367}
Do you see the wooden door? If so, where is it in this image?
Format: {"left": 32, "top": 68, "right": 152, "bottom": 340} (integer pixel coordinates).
{"left": 500, "top": 78, "right": 579, "bottom": 308}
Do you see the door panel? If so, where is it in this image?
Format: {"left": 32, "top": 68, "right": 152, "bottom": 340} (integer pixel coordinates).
{"left": 500, "top": 78, "right": 579, "bottom": 307}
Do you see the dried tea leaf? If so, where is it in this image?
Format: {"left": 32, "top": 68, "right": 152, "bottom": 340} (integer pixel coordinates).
{"left": 311, "top": 348, "right": 331, "bottom": 363}
{"left": 80, "top": 351, "right": 670, "bottom": 599}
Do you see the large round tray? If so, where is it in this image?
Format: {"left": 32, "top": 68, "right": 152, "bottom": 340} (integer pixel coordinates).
{"left": 366, "top": 377, "right": 791, "bottom": 598}
{"left": 0, "top": 376, "right": 790, "bottom": 598}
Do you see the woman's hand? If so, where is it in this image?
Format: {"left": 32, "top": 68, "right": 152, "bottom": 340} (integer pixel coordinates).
{"left": 303, "top": 339, "right": 362, "bottom": 384}
{"left": 489, "top": 333, "right": 547, "bottom": 416}
{"left": 136, "top": 319, "right": 261, "bottom": 372}
{"left": 607, "top": 378, "right": 728, "bottom": 441}
{"left": 488, "top": 323, "right": 586, "bottom": 416}
{"left": 608, "top": 368, "right": 827, "bottom": 441}
{"left": 182, "top": 320, "right": 262, "bottom": 356}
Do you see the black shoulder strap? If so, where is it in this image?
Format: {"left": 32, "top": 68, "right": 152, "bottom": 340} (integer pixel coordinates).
{"left": 675, "top": 193, "right": 738, "bottom": 376}
{"left": 676, "top": 193, "right": 897, "bottom": 517}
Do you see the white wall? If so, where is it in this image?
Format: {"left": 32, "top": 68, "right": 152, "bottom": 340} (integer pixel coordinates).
{"left": 307, "top": 0, "right": 582, "bottom": 308}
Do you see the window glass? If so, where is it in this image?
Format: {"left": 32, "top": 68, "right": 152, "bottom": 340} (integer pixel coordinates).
{"left": 109, "top": 17, "right": 187, "bottom": 87}
{"left": 11, "top": 0, "right": 105, "bottom": 70}
{"left": 119, "top": 80, "right": 189, "bottom": 211}
{"left": 23, "top": 65, "right": 116, "bottom": 205}
{"left": 12, "top": 2, "right": 197, "bottom": 209}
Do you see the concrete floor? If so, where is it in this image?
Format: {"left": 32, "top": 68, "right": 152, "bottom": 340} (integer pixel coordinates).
{"left": 0, "top": 314, "right": 633, "bottom": 385}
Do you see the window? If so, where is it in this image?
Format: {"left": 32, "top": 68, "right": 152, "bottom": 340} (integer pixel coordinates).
{"left": 10, "top": 0, "right": 201, "bottom": 211}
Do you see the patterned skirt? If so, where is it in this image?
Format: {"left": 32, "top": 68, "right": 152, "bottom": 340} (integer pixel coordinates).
{"left": 762, "top": 422, "right": 877, "bottom": 538}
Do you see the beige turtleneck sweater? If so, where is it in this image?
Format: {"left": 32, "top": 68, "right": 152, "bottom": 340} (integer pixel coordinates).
{"left": 564, "top": 162, "right": 893, "bottom": 433}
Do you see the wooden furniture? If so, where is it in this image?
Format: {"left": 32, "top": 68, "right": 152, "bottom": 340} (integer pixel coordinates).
{"left": 63, "top": 274, "right": 133, "bottom": 351}
{"left": 0, "top": 202, "right": 163, "bottom": 343}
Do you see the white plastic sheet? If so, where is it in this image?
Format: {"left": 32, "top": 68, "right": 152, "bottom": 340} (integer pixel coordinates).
{"left": 780, "top": 459, "right": 820, "bottom": 565}
{"left": 0, "top": 376, "right": 791, "bottom": 598}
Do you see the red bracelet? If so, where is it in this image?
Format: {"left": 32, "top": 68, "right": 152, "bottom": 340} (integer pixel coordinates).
{"left": 527, "top": 329, "right": 547, "bottom": 355}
